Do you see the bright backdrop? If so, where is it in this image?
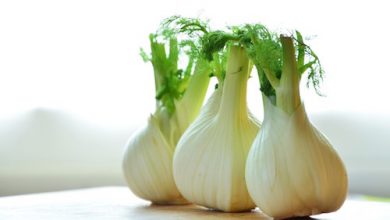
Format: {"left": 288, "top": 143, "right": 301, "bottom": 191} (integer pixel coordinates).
{"left": 0, "top": 0, "right": 389, "bottom": 196}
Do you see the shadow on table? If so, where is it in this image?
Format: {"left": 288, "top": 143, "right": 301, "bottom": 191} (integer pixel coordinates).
{"left": 287, "top": 217, "right": 320, "bottom": 220}
{"left": 129, "top": 204, "right": 327, "bottom": 220}
{"left": 129, "top": 204, "right": 269, "bottom": 219}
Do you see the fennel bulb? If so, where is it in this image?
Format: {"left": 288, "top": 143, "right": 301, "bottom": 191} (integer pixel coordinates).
{"left": 122, "top": 28, "right": 211, "bottom": 204}
{"left": 123, "top": 115, "right": 186, "bottom": 204}
{"left": 246, "top": 96, "right": 348, "bottom": 218}
{"left": 243, "top": 31, "right": 348, "bottom": 218}
{"left": 173, "top": 46, "right": 260, "bottom": 212}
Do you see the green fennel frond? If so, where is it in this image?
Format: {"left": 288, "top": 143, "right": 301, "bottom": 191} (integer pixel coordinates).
{"left": 232, "top": 25, "right": 324, "bottom": 97}
{"left": 294, "top": 31, "right": 324, "bottom": 95}
{"left": 200, "top": 31, "right": 237, "bottom": 61}
{"left": 163, "top": 16, "right": 231, "bottom": 85}
{"left": 140, "top": 21, "right": 203, "bottom": 116}
{"left": 232, "top": 24, "right": 282, "bottom": 98}
{"left": 161, "top": 15, "right": 209, "bottom": 36}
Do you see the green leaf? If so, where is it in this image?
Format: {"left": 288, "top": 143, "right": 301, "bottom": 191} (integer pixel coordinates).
{"left": 139, "top": 48, "right": 150, "bottom": 62}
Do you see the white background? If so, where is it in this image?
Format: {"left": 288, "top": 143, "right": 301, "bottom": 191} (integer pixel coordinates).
{"left": 1, "top": 0, "right": 389, "bottom": 196}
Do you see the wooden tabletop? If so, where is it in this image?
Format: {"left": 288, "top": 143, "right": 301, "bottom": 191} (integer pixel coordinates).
{"left": 0, "top": 187, "right": 389, "bottom": 219}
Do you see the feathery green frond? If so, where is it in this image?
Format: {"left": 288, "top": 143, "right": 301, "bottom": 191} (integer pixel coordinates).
{"left": 231, "top": 25, "right": 324, "bottom": 99}
{"left": 231, "top": 24, "right": 282, "bottom": 98}
{"left": 161, "top": 15, "right": 209, "bottom": 36}
{"left": 200, "top": 31, "right": 237, "bottom": 61}
{"left": 163, "top": 16, "right": 231, "bottom": 85}
{"left": 294, "top": 33, "right": 324, "bottom": 95}
{"left": 140, "top": 21, "right": 204, "bottom": 116}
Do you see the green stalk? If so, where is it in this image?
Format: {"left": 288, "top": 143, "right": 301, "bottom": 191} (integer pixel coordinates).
{"left": 218, "top": 45, "right": 250, "bottom": 122}
{"left": 166, "top": 58, "right": 211, "bottom": 146}
{"left": 179, "top": 58, "right": 211, "bottom": 123}
{"left": 275, "top": 36, "right": 301, "bottom": 115}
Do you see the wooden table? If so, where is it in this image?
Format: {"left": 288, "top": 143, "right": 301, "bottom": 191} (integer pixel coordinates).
{"left": 0, "top": 187, "right": 389, "bottom": 219}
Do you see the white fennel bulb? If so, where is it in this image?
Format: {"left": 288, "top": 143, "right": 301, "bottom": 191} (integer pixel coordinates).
{"left": 122, "top": 28, "right": 211, "bottom": 204}
{"left": 246, "top": 97, "right": 348, "bottom": 218}
{"left": 123, "top": 115, "right": 186, "bottom": 204}
{"left": 173, "top": 46, "right": 260, "bottom": 212}
{"left": 243, "top": 31, "right": 348, "bottom": 218}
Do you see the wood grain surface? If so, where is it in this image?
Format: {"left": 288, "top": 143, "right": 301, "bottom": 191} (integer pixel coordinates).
{"left": 0, "top": 187, "right": 389, "bottom": 219}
